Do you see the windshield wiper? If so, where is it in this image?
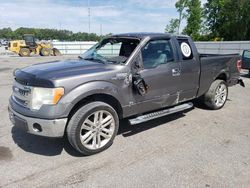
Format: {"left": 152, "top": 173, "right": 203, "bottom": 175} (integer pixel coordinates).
{"left": 107, "top": 60, "right": 125, "bottom": 65}
{"left": 107, "top": 60, "right": 118, "bottom": 63}
{"left": 82, "top": 57, "right": 106, "bottom": 64}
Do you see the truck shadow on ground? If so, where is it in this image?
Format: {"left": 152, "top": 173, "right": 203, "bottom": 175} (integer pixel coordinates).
{"left": 192, "top": 99, "right": 233, "bottom": 110}
{"left": 11, "top": 126, "right": 67, "bottom": 156}
{"left": 118, "top": 112, "right": 186, "bottom": 137}
{"left": 11, "top": 111, "right": 189, "bottom": 157}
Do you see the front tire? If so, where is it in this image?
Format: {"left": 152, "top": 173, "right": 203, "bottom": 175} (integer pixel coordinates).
{"left": 67, "top": 102, "right": 119, "bottom": 155}
{"left": 203, "top": 79, "right": 228, "bottom": 110}
{"left": 40, "top": 48, "right": 50, "bottom": 56}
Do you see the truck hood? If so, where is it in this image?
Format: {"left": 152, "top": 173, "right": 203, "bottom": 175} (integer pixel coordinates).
{"left": 15, "top": 59, "right": 120, "bottom": 87}
{"left": 22, "top": 59, "right": 114, "bottom": 78}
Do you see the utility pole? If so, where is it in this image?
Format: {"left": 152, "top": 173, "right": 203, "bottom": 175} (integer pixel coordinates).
{"left": 100, "top": 24, "right": 102, "bottom": 36}
{"left": 88, "top": 0, "right": 90, "bottom": 33}
{"left": 59, "top": 22, "right": 62, "bottom": 30}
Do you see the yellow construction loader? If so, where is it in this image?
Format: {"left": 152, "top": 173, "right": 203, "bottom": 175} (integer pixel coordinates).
{"left": 7, "top": 34, "right": 61, "bottom": 57}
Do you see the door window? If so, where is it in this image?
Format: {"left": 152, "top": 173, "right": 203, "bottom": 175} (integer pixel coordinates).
{"left": 141, "top": 40, "right": 174, "bottom": 69}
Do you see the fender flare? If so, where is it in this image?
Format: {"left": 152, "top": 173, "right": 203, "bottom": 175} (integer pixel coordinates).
{"left": 213, "top": 69, "right": 229, "bottom": 82}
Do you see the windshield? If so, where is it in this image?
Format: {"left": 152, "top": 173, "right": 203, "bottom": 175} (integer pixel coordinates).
{"left": 80, "top": 37, "right": 140, "bottom": 64}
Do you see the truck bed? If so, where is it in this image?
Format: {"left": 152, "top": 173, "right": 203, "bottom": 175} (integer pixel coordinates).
{"left": 198, "top": 53, "right": 240, "bottom": 97}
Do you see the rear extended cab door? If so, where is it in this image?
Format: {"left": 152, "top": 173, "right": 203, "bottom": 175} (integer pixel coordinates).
{"left": 173, "top": 37, "right": 200, "bottom": 102}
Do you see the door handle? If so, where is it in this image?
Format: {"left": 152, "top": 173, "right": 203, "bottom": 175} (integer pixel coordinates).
{"left": 172, "top": 68, "right": 181, "bottom": 76}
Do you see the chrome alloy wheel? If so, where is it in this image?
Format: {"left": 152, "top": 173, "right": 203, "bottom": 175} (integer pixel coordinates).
{"left": 80, "top": 110, "right": 115, "bottom": 150}
{"left": 214, "top": 83, "right": 227, "bottom": 107}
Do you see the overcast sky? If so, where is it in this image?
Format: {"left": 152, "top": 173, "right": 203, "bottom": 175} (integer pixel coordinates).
{"left": 0, "top": 0, "right": 205, "bottom": 35}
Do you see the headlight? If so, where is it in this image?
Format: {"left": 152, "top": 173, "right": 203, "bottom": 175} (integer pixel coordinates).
{"left": 31, "top": 87, "right": 64, "bottom": 110}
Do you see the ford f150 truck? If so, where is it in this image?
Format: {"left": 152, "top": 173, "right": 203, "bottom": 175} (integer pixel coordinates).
{"left": 8, "top": 33, "right": 244, "bottom": 155}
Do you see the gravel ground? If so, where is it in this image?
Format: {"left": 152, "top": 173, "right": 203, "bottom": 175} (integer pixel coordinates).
{"left": 0, "top": 56, "right": 249, "bottom": 188}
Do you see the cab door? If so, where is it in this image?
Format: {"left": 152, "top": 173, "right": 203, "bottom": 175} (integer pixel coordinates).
{"left": 131, "top": 39, "right": 181, "bottom": 114}
{"left": 175, "top": 38, "right": 200, "bottom": 102}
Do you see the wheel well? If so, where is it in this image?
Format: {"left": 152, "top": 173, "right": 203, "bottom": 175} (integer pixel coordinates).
{"left": 216, "top": 73, "right": 227, "bottom": 82}
{"left": 68, "top": 94, "right": 123, "bottom": 120}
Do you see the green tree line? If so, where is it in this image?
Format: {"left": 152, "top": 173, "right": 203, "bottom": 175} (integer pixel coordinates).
{"left": 0, "top": 27, "right": 103, "bottom": 41}
{"left": 165, "top": 0, "right": 250, "bottom": 41}
{"left": 1, "top": 0, "right": 249, "bottom": 42}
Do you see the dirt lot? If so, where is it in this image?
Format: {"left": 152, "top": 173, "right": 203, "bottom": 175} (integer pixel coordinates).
{"left": 0, "top": 56, "right": 249, "bottom": 188}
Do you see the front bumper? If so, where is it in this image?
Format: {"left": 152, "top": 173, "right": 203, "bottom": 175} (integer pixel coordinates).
{"left": 8, "top": 106, "right": 68, "bottom": 138}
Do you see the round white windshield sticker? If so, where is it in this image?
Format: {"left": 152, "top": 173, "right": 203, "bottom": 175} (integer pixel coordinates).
{"left": 181, "top": 42, "right": 192, "bottom": 57}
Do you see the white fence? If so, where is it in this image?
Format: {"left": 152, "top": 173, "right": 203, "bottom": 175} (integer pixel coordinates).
{"left": 52, "top": 41, "right": 250, "bottom": 55}
{"left": 52, "top": 41, "right": 97, "bottom": 55}
{"left": 195, "top": 41, "right": 250, "bottom": 54}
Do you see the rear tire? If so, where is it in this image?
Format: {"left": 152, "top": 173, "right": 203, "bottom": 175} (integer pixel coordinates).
{"left": 19, "top": 48, "right": 30, "bottom": 57}
{"left": 40, "top": 48, "right": 50, "bottom": 56}
{"left": 67, "top": 102, "right": 119, "bottom": 155}
{"left": 203, "top": 79, "right": 228, "bottom": 110}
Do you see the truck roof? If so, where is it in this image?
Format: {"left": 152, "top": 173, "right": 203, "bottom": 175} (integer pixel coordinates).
{"left": 111, "top": 32, "right": 189, "bottom": 39}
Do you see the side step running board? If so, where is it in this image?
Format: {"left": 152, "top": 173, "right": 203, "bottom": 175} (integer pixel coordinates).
{"left": 129, "top": 102, "right": 193, "bottom": 125}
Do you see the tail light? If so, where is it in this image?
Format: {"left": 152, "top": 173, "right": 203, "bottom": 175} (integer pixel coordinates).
{"left": 237, "top": 60, "right": 242, "bottom": 72}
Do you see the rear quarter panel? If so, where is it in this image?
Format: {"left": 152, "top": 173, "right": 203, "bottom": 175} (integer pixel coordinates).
{"left": 198, "top": 55, "right": 240, "bottom": 97}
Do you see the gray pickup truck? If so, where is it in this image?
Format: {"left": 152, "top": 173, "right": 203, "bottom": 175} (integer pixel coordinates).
{"left": 8, "top": 33, "right": 244, "bottom": 155}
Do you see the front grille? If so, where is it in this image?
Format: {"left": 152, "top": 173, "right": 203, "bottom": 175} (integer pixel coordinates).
{"left": 14, "top": 97, "right": 28, "bottom": 107}
{"left": 12, "top": 80, "right": 32, "bottom": 109}
{"left": 15, "top": 78, "right": 28, "bottom": 86}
